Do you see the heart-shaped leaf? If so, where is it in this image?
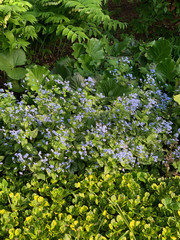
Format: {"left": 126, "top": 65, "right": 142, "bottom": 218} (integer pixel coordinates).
{"left": 7, "top": 68, "right": 27, "bottom": 80}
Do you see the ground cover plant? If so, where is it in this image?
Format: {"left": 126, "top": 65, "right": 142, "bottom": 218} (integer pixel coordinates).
{"left": 0, "top": 0, "right": 180, "bottom": 239}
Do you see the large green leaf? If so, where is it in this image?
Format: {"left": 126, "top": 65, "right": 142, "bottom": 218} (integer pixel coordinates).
{"left": 156, "top": 58, "right": 176, "bottom": 82}
{"left": 0, "top": 49, "right": 26, "bottom": 71}
{"left": 86, "top": 38, "right": 105, "bottom": 64}
{"left": 146, "top": 38, "right": 172, "bottom": 63}
{"left": 51, "top": 57, "right": 73, "bottom": 79}
{"left": 7, "top": 67, "right": 27, "bottom": 80}
{"left": 12, "top": 49, "right": 26, "bottom": 66}
{"left": 0, "top": 52, "right": 14, "bottom": 70}
{"left": 26, "top": 65, "right": 50, "bottom": 92}
{"left": 98, "top": 78, "right": 130, "bottom": 98}
{"left": 78, "top": 55, "right": 92, "bottom": 72}
{"left": 10, "top": 80, "right": 25, "bottom": 93}
{"left": 69, "top": 72, "right": 84, "bottom": 90}
{"left": 72, "top": 43, "right": 84, "bottom": 59}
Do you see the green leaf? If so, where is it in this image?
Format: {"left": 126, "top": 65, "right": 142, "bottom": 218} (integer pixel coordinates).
{"left": 0, "top": 52, "right": 14, "bottom": 70}
{"left": 147, "top": 38, "right": 171, "bottom": 63}
{"left": 137, "top": 172, "right": 148, "bottom": 183}
{"left": 173, "top": 161, "right": 180, "bottom": 172}
{"left": 71, "top": 33, "right": 77, "bottom": 43}
{"left": 0, "top": 156, "right": 5, "bottom": 162}
{"left": 36, "top": 173, "right": 46, "bottom": 181}
{"left": 51, "top": 57, "right": 72, "bottom": 78}
{"left": 72, "top": 43, "right": 84, "bottom": 59}
{"left": 12, "top": 49, "right": 26, "bottom": 66}
{"left": 86, "top": 38, "right": 105, "bottom": 64}
{"left": 10, "top": 80, "right": 24, "bottom": 93}
{"left": 30, "top": 128, "right": 39, "bottom": 139}
{"left": 64, "top": 234, "right": 71, "bottom": 240}
{"left": 111, "top": 195, "right": 117, "bottom": 202}
{"left": 0, "top": 49, "right": 26, "bottom": 79}
{"left": 170, "top": 202, "right": 180, "bottom": 211}
{"left": 7, "top": 68, "right": 27, "bottom": 80}
{"left": 24, "top": 143, "right": 38, "bottom": 155}
{"left": 0, "top": 179, "right": 8, "bottom": 190}
{"left": 173, "top": 94, "right": 180, "bottom": 105}
{"left": 156, "top": 58, "right": 176, "bottom": 82}
{"left": 4, "top": 31, "right": 16, "bottom": 45}
{"left": 69, "top": 72, "right": 84, "bottom": 90}
{"left": 162, "top": 198, "right": 172, "bottom": 207}
{"left": 14, "top": 144, "right": 21, "bottom": 152}
{"left": 62, "top": 28, "right": 70, "bottom": 36}
{"left": 26, "top": 65, "right": 50, "bottom": 92}
{"left": 113, "top": 37, "right": 132, "bottom": 56}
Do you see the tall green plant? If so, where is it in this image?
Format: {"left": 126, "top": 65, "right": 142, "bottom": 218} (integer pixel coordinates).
{"left": 28, "top": 0, "right": 127, "bottom": 44}
{"left": 0, "top": 0, "right": 37, "bottom": 51}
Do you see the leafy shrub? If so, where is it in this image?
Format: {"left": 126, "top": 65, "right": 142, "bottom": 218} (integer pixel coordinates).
{"left": 113, "top": 37, "right": 180, "bottom": 96}
{"left": 0, "top": 0, "right": 125, "bottom": 52}
{"left": 0, "top": 0, "right": 37, "bottom": 51}
{"left": 29, "top": 0, "right": 126, "bottom": 43}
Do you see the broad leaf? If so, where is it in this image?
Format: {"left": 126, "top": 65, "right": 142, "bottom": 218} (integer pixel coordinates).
{"left": 10, "top": 80, "right": 25, "bottom": 93}
{"left": 86, "top": 38, "right": 105, "bottom": 63}
{"left": 72, "top": 43, "right": 84, "bottom": 59}
{"left": 12, "top": 49, "right": 26, "bottom": 66}
{"left": 51, "top": 57, "right": 73, "bottom": 78}
{"left": 147, "top": 38, "right": 171, "bottom": 63}
{"left": 26, "top": 65, "right": 50, "bottom": 92}
{"left": 7, "top": 68, "right": 27, "bottom": 80}
{"left": 70, "top": 72, "right": 84, "bottom": 90}
{"left": 156, "top": 58, "right": 176, "bottom": 82}
{"left": 0, "top": 52, "right": 14, "bottom": 70}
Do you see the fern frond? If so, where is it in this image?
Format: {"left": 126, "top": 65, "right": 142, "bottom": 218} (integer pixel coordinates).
{"left": 56, "top": 24, "right": 88, "bottom": 42}
{"left": 63, "top": 1, "right": 85, "bottom": 10}
{"left": 42, "top": 0, "right": 63, "bottom": 6}
{"left": 21, "top": 13, "right": 37, "bottom": 24}
{"left": 45, "top": 14, "right": 70, "bottom": 24}
{"left": 23, "top": 25, "right": 37, "bottom": 40}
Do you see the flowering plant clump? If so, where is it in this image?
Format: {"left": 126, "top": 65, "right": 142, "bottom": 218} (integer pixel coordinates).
{"left": 0, "top": 71, "right": 179, "bottom": 178}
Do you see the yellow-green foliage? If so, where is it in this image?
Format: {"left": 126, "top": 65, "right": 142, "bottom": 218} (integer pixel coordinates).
{"left": 0, "top": 172, "right": 180, "bottom": 239}
{"left": 0, "top": 0, "right": 37, "bottom": 50}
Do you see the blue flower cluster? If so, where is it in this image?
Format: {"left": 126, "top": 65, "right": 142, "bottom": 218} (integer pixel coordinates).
{"left": 0, "top": 70, "right": 179, "bottom": 175}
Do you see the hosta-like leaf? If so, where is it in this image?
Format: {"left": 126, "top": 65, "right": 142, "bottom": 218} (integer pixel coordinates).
{"left": 86, "top": 38, "right": 105, "bottom": 64}
{"left": 156, "top": 58, "right": 176, "bottom": 82}
{"left": 0, "top": 52, "right": 14, "bottom": 70}
{"left": 70, "top": 72, "right": 84, "bottom": 90}
{"left": 10, "top": 79, "right": 25, "bottom": 93}
{"left": 72, "top": 43, "right": 84, "bottom": 59}
{"left": 7, "top": 68, "right": 26, "bottom": 80}
{"left": 51, "top": 57, "right": 73, "bottom": 78}
{"left": 0, "top": 49, "right": 26, "bottom": 71}
{"left": 12, "top": 49, "right": 26, "bottom": 66}
{"left": 146, "top": 38, "right": 171, "bottom": 63}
